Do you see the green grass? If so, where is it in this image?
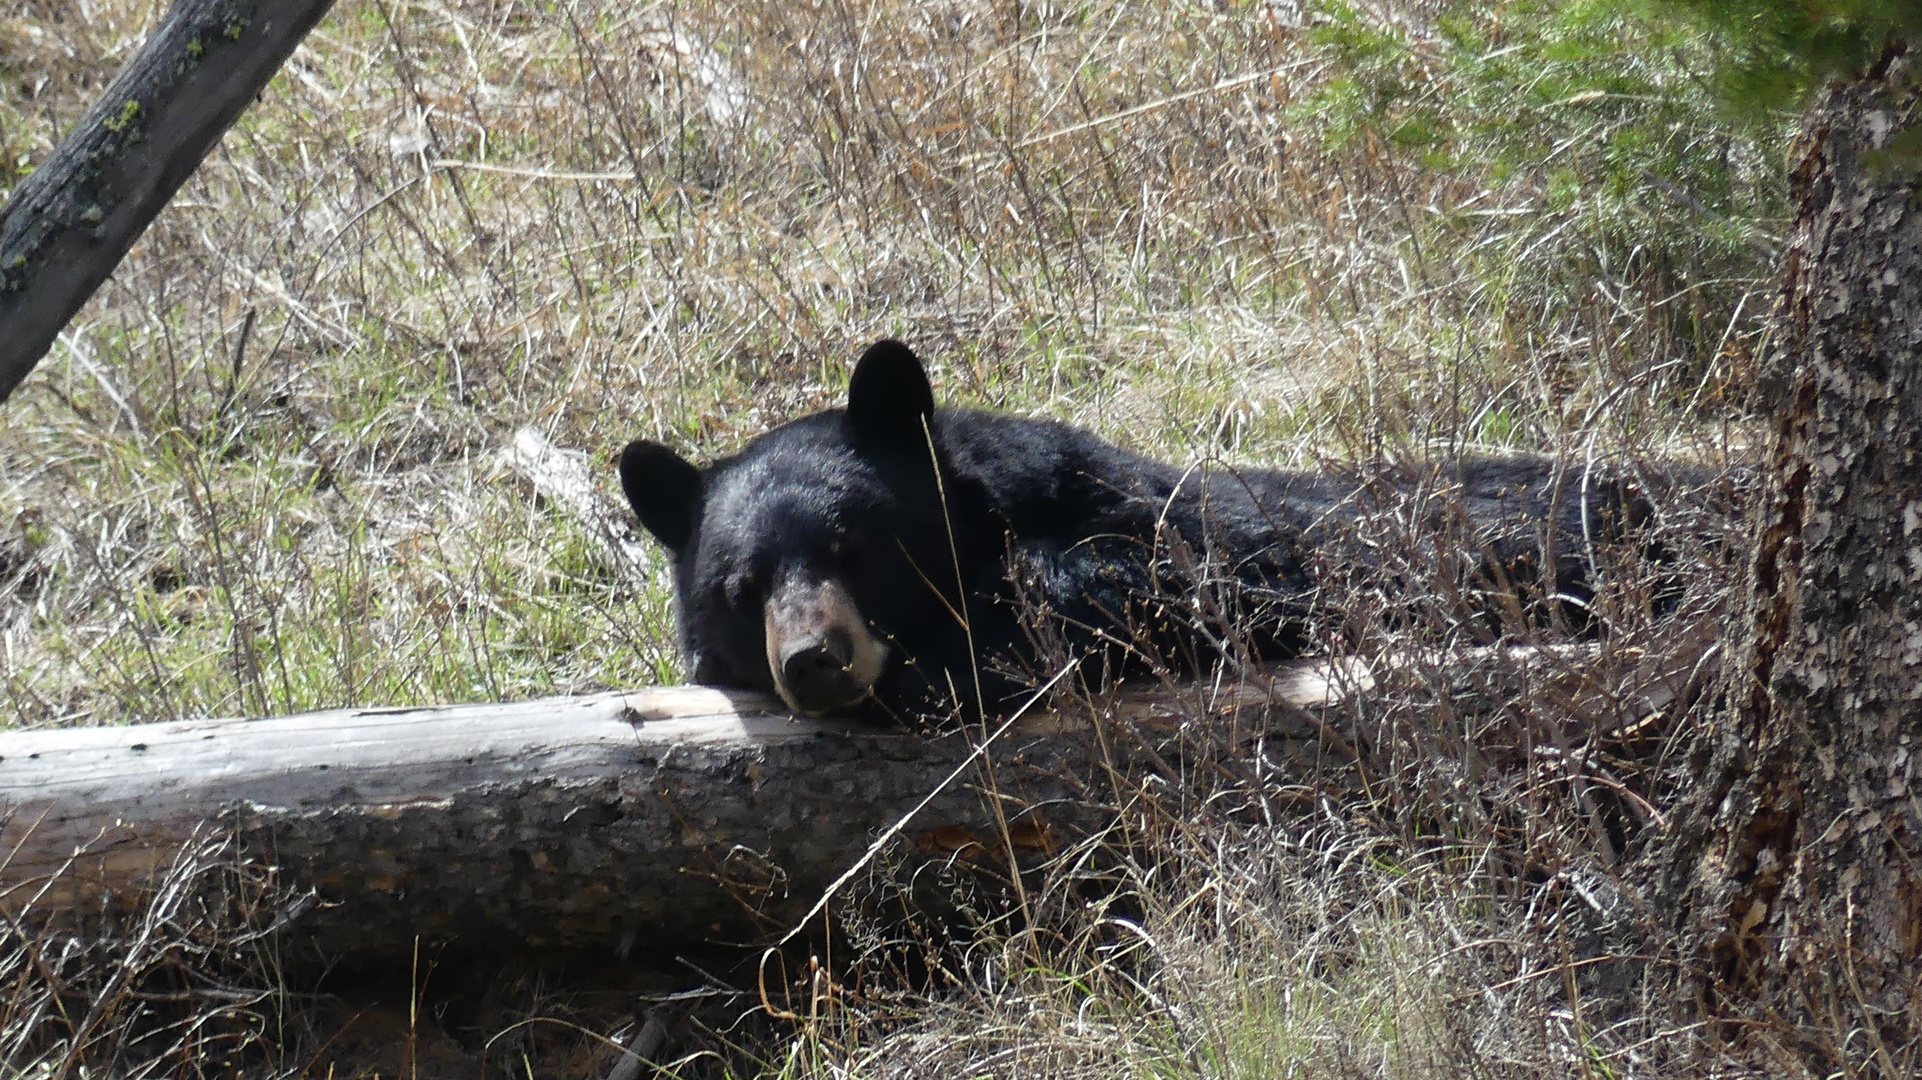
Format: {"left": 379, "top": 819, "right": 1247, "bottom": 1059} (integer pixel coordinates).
{"left": 0, "top": 0, "right": 1787, "bottom": 1072}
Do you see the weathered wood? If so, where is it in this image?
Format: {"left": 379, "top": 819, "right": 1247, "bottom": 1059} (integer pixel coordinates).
{"left": 501, "top": 426, "right": 653, "bottom": 579}
{"left": 0, "top": 0, "right": 338, "bottom": 401}
{"left": 0, "top": 639, "right": 1707, "bottom": 962}
{"left": 0, "top": 685, "right": 1223, "bottom": 959}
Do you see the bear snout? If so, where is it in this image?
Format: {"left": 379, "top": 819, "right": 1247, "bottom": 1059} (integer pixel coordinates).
{"left": 763, "top": 575, "right": 889, "bottom": 715}
{"left": 780, "top": 632, "right": 857, "bottom": 711}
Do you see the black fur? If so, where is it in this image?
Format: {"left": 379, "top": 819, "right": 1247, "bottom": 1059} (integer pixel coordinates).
{"left": 621, "top": 340, "right": 1655, "bottom": 720}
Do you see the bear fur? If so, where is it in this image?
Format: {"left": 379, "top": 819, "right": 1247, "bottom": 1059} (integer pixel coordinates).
{"left": 620, "top": 340, "right": 1657, "bottom": 721}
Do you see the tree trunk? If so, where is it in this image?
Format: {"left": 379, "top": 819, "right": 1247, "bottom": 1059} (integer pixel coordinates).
{"left": 1657, "top": 44, "right": 1922, "bottom": 1072}
{"left": 0, "top": 0, "right": 338, "bottom": 402}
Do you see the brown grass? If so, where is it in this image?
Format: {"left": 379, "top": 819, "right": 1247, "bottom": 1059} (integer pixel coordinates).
{"left": 0, "top": 0, "right": 1768, "bottom": 722}
{"left": 0, "top": 0, "right": 1786, "bottom": 1073}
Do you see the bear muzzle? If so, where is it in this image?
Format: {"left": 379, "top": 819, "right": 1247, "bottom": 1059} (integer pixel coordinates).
{"left": 763, "top": 575, "right": 889, "bottom": 715}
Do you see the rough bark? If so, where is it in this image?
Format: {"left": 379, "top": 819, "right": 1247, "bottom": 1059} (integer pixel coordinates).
{"left": 0, "top": 0, "right": 338, "bottom": 402}
{"left": 1656, "top": 45, "right": 1922, "bottom": 1071}
{"left": 0, "top": 642, "right": 1705, "bottom": 965}
{"left": 0, "top": 671, "right": 1354, "bottom": 963}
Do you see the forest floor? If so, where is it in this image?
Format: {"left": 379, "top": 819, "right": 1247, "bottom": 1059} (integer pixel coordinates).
{"left": 0, "top": 0, "right": 1793, "bottom": 1073}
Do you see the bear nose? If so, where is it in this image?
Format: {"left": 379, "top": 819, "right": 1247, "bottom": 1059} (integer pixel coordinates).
{"left": 779, "top": 628, "right": 862, "bottom": 713}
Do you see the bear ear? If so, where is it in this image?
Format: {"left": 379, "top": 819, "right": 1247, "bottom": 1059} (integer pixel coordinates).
{"left": 846, "top": 339, "right": 936, "bottom": 450}
{"left": 619, "top": 440, "right": 703, "bottom": 552}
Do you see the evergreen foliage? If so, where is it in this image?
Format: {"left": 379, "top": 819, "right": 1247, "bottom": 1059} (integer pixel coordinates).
{"left": 1645, "top": 0, "right": 1919, "bottom": 109}
{"left": 1298, "top": 0, "right": 1794, "bottom": 393}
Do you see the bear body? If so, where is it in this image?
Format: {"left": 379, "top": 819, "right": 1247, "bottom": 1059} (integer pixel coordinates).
{"left": 621, "top": 341, "right": 1643, "bottom": 721}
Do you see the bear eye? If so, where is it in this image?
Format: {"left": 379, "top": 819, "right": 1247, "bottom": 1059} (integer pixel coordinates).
{"left": 829, "top": 531, "right": 865, "bottom": 563}
{"left": 724, "top": 570, "right": 760, "bottom": 608}
{"left": 692, "top": 651, "right": 728, "bottom": 684}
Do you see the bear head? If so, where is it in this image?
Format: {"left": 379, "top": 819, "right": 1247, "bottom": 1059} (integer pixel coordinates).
{"left": 619, "top": 340, "right": 983, "bottom": 718}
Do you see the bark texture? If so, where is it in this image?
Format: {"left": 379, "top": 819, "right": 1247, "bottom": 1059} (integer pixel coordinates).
{"left": 0, "top": 672, "right": 1360, "bottom": 963}
{"left": 1658, "top": 46, "right": 1922, "bottom": 1070}
{"left": 0, "top": 0, "right": 337, "bottom": 401}
{"left": 0, "top": 643, "right": 1702, "bottom": 965}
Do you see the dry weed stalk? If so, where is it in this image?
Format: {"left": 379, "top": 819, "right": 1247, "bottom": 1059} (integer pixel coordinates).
{"left": 0, "top": 828, "right": 295, "bottom": 1078}
{"left": 747, "top": 463, "right": 1750, "bottom": 1079}
{"left": 0, "top": 0, "right": 1779, "bottom": 1072}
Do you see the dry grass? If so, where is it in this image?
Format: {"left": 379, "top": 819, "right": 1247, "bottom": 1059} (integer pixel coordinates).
{"left": 0, "top": 830, "right": 293, "bottom": 1076}
{"left": 0, "top": 0, "right": 1770, "bottom": 726}
{"left": 742, "top": 456, "right": 1755, "bottom": 1080}
{"left": 787, "top": 824, "right": 1674, "bottom": 1079}
{"left": 0, "top": 0, "right": 1787, "bottom": 1073}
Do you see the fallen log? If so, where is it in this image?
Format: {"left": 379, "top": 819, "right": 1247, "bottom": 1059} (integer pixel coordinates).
{"left": 0, "top": 633, "right": 1712, "bottom": 962}
{"left": 0, "top": 668, "right": 1362, "bottom": 959}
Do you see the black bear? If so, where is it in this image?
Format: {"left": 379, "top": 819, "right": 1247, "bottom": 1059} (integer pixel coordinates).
{"left": 620, "top": 340, "right": 1657, "bottom": 721}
